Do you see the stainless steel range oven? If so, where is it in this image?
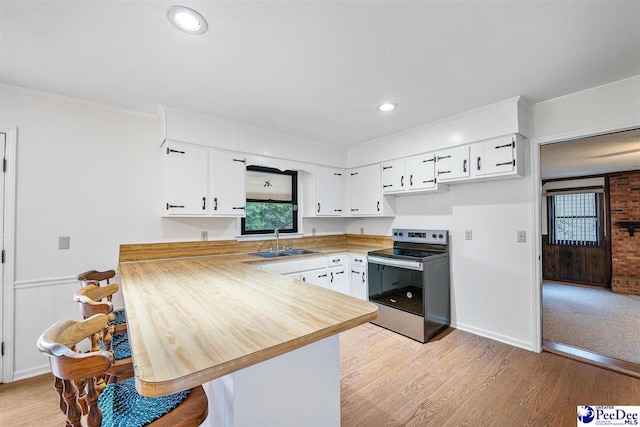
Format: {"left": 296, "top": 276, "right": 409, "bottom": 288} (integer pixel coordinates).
{"left": 367, "top": 228, "right": 450, "bottom": 343}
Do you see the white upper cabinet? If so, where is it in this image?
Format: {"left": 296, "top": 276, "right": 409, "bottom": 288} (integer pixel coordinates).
{"left": 210, "top": 150, "right": 247, "bottom": 216}
{"left": 470, "top": 134, "right": 524, "bottom": 179}
{"left": 381, "top": 159, "right": 406, "bottom": 194}
{"left": 163, "top": 141, "right": 246, "bottom": 217}
{"left": 164, "top": 142, "right": 209, "bottom": 215}
{"left": 348, "top": 164, "right": 395, "bottom": 216}
{"left": 435, "top": 145, "right": 471, "bottom": 182}
{"left": 305, "top": 166, "right": 345, "bottom": 217}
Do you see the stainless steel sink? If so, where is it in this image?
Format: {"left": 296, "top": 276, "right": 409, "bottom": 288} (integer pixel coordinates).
{"left": 251, "top": 249, "right": 318, "bottom": 258}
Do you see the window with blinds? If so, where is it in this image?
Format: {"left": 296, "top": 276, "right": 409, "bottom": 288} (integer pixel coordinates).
{"left": 548, "top": 192, "right": 602, "bottom": 246}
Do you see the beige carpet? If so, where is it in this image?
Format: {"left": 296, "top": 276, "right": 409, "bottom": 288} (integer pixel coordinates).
{"left": 543, "top": 281, "right": 640, "bottom": 364}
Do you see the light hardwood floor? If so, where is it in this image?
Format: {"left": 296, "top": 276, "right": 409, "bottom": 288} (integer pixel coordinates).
{"left": 1, "top": 323, "right": 639, "bottom": 426}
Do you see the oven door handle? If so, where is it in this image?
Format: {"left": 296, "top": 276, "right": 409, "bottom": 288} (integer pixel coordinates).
{"left": 366, "top": 256, "right": 423, "bottom": 271}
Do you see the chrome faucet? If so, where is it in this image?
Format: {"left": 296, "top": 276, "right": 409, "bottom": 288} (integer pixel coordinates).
{"left": 274, "top": 228, "right": 280, "bottom": 251}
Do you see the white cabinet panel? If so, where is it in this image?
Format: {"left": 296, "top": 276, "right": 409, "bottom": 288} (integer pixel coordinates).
{"left": 471, "top": 134, "right": 524, "bottom": 179}
{"left": 435, "top": 146, "right": 470, "bottom": 182}
{"left": 315, "top": 167, "right": 344, "bottom": 216}
{"left": 163, "top": 141, "right": 246, "bottom": 217}
{"left": 348, "top": 165, "right": 394, "bottom": 216}
{"left": 381, "top": 159, "right": 406, "bottom": 194}
{"left": 164, "top": 142, "right": 208, "bottom": 215}
{"left": 301, "top": 268, "right": 330, "bottom": 289}
{"left": 350, "top": 254, "right": 368, "bottom": 301}
{"left": 329, "top": 265, "right": 349, "bottom": 295}
{"left": 210, "top": 150, "right": 246, "bottom": 216}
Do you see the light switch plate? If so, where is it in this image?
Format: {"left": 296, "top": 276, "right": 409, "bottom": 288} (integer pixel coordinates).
{"left": 58, "top": 236, "right": 70, "bottom": 250}
{"left": 465, "top": 230, "right": 472, "bottom": 240}
{"left": 517, "top": 230, "right": 526, "bottom": 243}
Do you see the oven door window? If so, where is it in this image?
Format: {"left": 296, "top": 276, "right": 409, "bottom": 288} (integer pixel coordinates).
{"left": 368, "top": 263, "right": 423, "bottom": 316}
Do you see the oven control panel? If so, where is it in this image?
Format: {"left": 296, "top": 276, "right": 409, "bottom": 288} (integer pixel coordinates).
{"left": 392, "top": 228, "right": 448, "bottom": 245}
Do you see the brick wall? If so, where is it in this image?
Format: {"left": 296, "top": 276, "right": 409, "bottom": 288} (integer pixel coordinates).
{"left": 610, "top": 170, "right": 640, "bottom": 295}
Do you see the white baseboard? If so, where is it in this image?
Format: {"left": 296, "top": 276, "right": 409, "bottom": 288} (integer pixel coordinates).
{"left": 452, "top": 321, "right": 535, "bottom": 352}
{"left": 13, "top": 364, "right": 51, "bottom": 382}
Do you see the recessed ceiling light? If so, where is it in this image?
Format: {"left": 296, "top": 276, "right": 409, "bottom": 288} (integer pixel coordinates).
{"left": 167, "top": 6, "right": 208, "bottom": 35}
{"left": 378, "top": 102, "right": 398, "bottom": 112}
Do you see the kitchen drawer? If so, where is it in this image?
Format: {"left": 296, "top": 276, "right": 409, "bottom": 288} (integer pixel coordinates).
{"left": 327, "top": 254, "right": 348, "bottom": 268}
{"left": 261, "top": 256, "right": 328, "bottom": 275}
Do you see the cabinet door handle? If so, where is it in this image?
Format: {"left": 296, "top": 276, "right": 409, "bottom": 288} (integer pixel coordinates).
{"left": 351, "top": 208, "right": 359, "bottom": 212}
{"left": 334, "top": 209, "right": 342, "bottom": 212}
{"left": 334, "top": 172, "right": 342, "bottom": 176}
{"left": 382, "top": 166, "right": 393, "bottom": 170}
{"left": 383, "top": 184, "right": 393, "bottom": 188}
{"left": 410, "top": 175, "right": 413, "bottom": 186}
{"left": 362, "top": 272, "right": 365, "bottom": 283}
{"left": 463, "top": 159, "right": 468, "bottom": 173}
{"left": 438, "top": 170, "right": 451, "bottom": 175}
{"left": 233, "top": 158, "right": 246, "bottom": 163}
{"left": 330, "top": 272, "right": 334, "bottom": 283}
{"left": 400, "top": 176, "right": 404, "bottom": 187}
{"left": 317, "top": 202, "right": 321, "bottom": 213}
{"left": 377, "top": 201, "right": 380, "bottom": 211}
{"left": 350, "top": 172, "right": 359, "bottom": 176}
{"left": 232, "top": 206, "right": 245, "bottom": 210}
{"left": 166, "top": 203, "right": 185, "bottom": 209}
{"left": 437, "top": 155, "right": 451, "bottom": 161}
{"left": 202, "top": 197, "right": 206, "bottom": 210}
{"left": 213, "top": 198, "right": 218, "bottom": 211}
{"left": 167, "top": 148, "right": 185, "bottom": 155}
{"left": 318, "top": 273, "right": 328, "bottom": 278}
{"left": 477, "top": 156, "right": 482, "bottom": 171}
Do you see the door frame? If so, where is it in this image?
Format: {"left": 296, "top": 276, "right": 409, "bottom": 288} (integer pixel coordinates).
{"left": 530, "top": 120, "right": 640, "bottom": 353}
{"left": 0, "top": 126, "right": 17, "bottom": 383}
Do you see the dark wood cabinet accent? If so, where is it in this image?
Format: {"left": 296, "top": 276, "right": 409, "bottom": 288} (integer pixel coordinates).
{"left": 542, "top": 235, "right": 611, "bottom": 287}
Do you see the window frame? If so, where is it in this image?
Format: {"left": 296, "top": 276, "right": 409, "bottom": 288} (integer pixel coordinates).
{"left": 241, "top": 166, "right": 298, "bottom": 236}
{"left": 547, "top": 191, "right": 604, "bottom": 247}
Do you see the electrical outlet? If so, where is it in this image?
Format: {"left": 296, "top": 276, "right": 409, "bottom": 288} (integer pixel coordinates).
{"left": 58, "top": 236, "right": 70, "bottom": 250}
{"left": 517, "top": 230, "right": 526, "bottom": 243}
{"left": 465, "top": 230, "right": 472, "bottom": 240}
{"left": 311, "top": 228, "right": 316, "bottom": 236}
{"left": 201, "top": 231, "right": 208, "bottom": 241}
{"left": 360, "top": 227, "right": 364, "bottom": 235}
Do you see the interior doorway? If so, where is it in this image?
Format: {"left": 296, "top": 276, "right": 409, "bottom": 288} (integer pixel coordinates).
{"left": 538, "top": 128, "right": 640, "bottom": 374}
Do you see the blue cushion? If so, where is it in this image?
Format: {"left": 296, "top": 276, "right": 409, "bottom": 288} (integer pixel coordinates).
{"left": 99, "top": 332, "right": 131, "bottom": 360}
{"left": 98, "top": 377, "right": 190, "bottom": 427}
{"left": 114, "top": 309, "right": 127, "bottom": 325}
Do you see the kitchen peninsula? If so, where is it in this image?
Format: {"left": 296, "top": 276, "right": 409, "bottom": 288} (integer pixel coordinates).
{"left": 119, "top": 248, "right": 378, "bottom": 427}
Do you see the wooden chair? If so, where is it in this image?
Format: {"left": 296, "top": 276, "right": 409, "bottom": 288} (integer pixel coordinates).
{"left": 77, "top": 269, "right": 127, "bottom": 333}
{"left": 74, "top": 284, "right": 133, "bottom": 383}
{"left": 37, "top": 314, "right": 209, "bottom": 427}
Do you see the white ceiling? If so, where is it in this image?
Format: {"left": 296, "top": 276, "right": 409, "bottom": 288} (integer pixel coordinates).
{"left": 0, "top": 1, "right": 639, "bottom": 147}
{"left": 540, "top": 128, "right": 640, "bottom": 180}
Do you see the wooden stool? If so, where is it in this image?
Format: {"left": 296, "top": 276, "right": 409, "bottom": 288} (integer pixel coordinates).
{"left": 37, "top": 314, "right": 208, "bottom": 427}
{"left": 74, "top": 284, "right": 133, "bottom": 383}
{"left": 77, "top": 269, "right": 127, "bottom": 333}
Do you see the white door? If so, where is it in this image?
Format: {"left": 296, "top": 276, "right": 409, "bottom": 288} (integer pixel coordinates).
{"left": 350, "top": 165, "right": 382, "bottom": 216}
{"left": 329, "top": 266, "right": 348, "bottom": 295}
{"left": 210, "top": 150, "right": 246, "bottom": 216}
{"left": 472, "top": 135, "right": 516, "bottom": 176}
{"left": 381, "top": 159, "right": 406, "bottom": 194}
{"left": 301, "top": 268, "right": 330, "bottom": 289}
{"left": 316, "top": 167, "right": 343, "bottom": 216}
{"left": 164, "top": 142, "right": 208, "bottom": 215}
{"left": 435, "top": 146, "right": 470, "bottom": 181}
{"left": 406, "top": 153, "right": 437, "bottom": 190}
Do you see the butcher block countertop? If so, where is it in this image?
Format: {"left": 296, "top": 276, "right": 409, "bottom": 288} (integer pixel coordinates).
{"left": 119, "top": 241, "right": 381, "bottom": 397}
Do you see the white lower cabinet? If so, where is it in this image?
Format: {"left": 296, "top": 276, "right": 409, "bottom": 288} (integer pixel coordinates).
{"left": 300, "top": 268, "right": 330, "bottom": 289}
{"left": 350, "top": 254, "right": 368, "bottom": 301}
{"left": 261, "top": 253, "right": 367, "bottom": 299}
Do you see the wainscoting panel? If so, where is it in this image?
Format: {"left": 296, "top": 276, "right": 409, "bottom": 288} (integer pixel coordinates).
{"left": 542, "top": 236, "right": 611, "bottom": 287}
{"left": 12, "top": 275, "right": 125, "bottom": 380}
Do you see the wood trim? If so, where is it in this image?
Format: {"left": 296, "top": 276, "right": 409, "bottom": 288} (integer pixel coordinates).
{"left": 543, "top": 340, "right": 640, "bottom": 378}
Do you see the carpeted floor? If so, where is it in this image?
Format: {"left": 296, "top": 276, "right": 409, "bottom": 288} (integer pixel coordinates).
{"left": 543, "top": 281, "right": 640, "bottom": 364}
